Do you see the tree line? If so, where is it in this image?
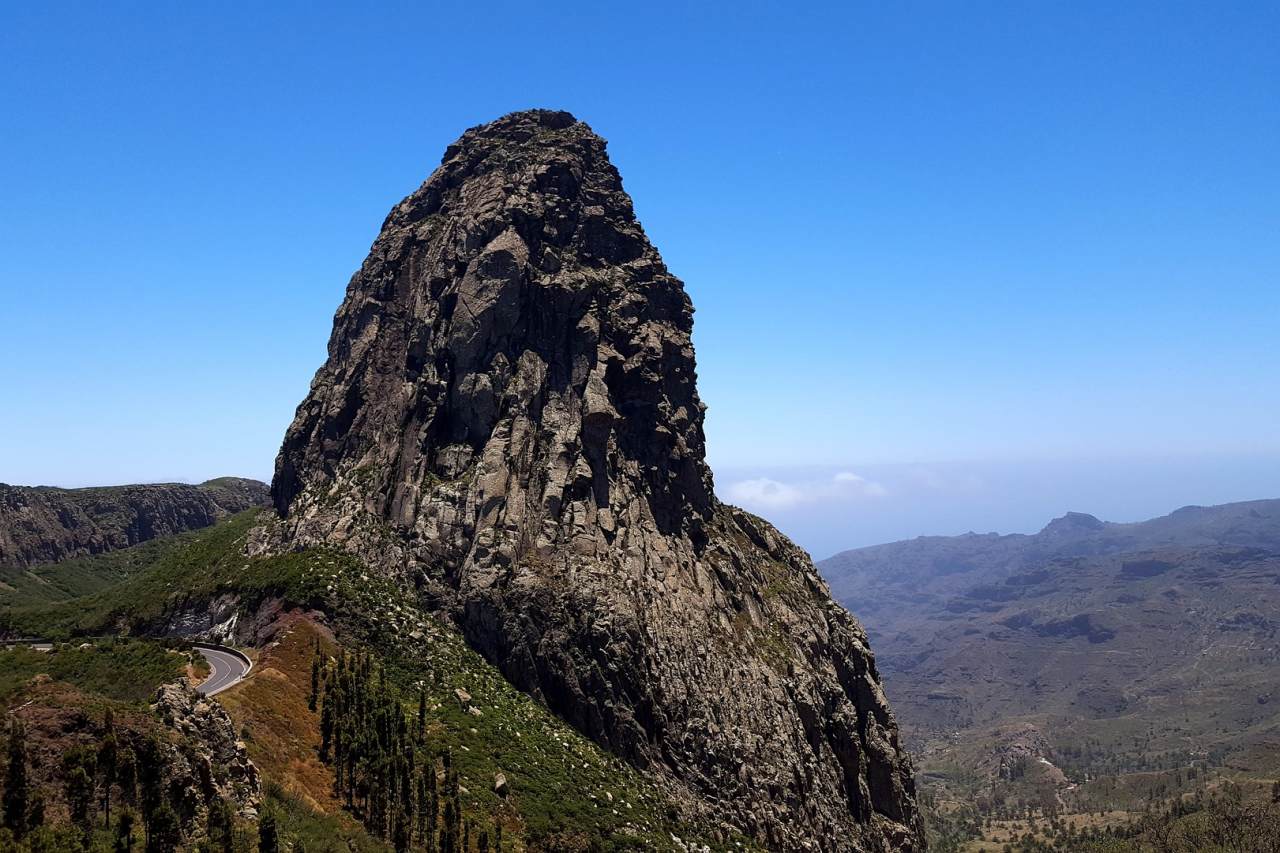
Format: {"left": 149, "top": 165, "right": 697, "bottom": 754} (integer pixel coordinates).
{"left": 310, "top": 643, "right": 501, "bottom": 852}
{"left": 2, "top": 711, "right": 268, "bottom": 852}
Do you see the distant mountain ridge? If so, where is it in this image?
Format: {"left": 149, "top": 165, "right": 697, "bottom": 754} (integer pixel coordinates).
{"left": 0, "top": 477, "right": 269, "bottom": 567}
{"left": 821, "top": 498, "right": 1280, "bottom": 626}
{"left": 817, "top": 498, "right": 1280, "bottom": 827}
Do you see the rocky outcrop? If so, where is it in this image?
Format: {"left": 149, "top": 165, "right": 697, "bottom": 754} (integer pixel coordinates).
{"left": 264, "top": 109, "right": 921, "bottom": 850}
{"left": 153, "top": 680, "right": 262, "bottom": 819}
{"left": 0, "top": 478, "right": 269, "bottom": 567}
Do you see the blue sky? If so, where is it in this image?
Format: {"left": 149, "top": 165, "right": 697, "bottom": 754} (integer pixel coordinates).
{"left": 2, "top": 2, "right": 1277, "bottom": 555}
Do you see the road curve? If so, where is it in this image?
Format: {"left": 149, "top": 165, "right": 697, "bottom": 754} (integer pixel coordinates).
{"left": 195, "top": 646, "right": 251, "bottom": 696}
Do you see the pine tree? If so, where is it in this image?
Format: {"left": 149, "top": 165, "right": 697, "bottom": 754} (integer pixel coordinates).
{"left": 136, "top": 736, "right": 167, "bottom": 849}
{"left": 309, "top": 655, "right": 322, "bottom": 712}
{"left": 416, "top": 771, "right": 429, "bottom": 843}
{"left": 3, "top": 719, "right": 29, "bottom": 838}
{"left": 116, "top": 746, "right": 138, "bottom": 808}
{"left": 427, "top": 771, "right": 439, "bottom": 853}
{"left": 146, "top": 801, "right": 180, "bottom": 853}
{"left": 63, "top": 747, "right": 96, "bottom": 838}
{"left": 320, "top": 698, "right": 334, "bottom": 762}
{"left": 258, "top": 809, "right": 280, "bottom": 853}
{"left": 99, "top": 710, "right": 119, "bottom": 827}
{"left": 393, "top": 808, "right": 411, "bottom": 853}
{"left": 208, "top": 797, "right": 235, "bottom": 853}
{"left": 25, "top": 789, "right": 44, "bottom": 836}
{"left": 441, "top": 797, "right": 457, "bottom": 853}
{"left": 114, "top": 810, "right": 137, "bottom": 853}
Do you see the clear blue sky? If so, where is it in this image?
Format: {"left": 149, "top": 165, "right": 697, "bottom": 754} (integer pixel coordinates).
{"left": 2, "top": 3, "right": 1277, "bottom": 554}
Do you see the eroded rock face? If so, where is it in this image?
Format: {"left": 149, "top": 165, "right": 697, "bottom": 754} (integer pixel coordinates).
{"left": 267, "top": 109, "right": 921, "bottom": 850}
{"left": 153, "top": 680, "right": 262, "bottom": 820}
{"left": 0, "top": 478, "right": 269, "bottom": 568}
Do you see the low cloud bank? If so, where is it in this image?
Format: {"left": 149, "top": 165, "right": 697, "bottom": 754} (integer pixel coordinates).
{"left": 726, "top": 470, "right": 888, "bottom": 510}
{"left": 714, "top": 455, "right": 1280, "bottom": 559}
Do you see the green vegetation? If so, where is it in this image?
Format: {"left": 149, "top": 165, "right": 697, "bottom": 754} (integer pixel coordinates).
{"left": 299, "top": 575, "right": 750, "bottom": 851}
{"left": 0, "top": 526, "right": 211, "bottom": 609}
{"left": 312, "top": 644, "right": 465, "bottom": 847}
{"left": 2, "top": 510, "right": 360, "bottom": 640}
{"left": 4, "top": 512, "right": 745, "bottom": 851}
{"left": 3, "top": 719, "right": 31, "bottom": 839}
{"left": 0, "top": 703, "right": 204, "bottom": 853}
{"left": 0, "top": 640, "right": 190, "bottom": 705}
{"left": 918, "top": 764, "right": 1280, "bottom": 852}
{"left": 264, "top": 781, "right": 389, "bottom": 853}
{"left": 964, "top": 783, "right": 1280, "bottom": 851}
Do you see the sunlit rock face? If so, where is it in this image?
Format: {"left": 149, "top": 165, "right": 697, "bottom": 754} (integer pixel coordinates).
{"left": 269, "top": 109, "right": 922, "bottom": 851}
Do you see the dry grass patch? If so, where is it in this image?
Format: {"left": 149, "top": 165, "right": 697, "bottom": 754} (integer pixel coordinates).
{"left": 216, "top": 612, "right": 345, "bottom": 816}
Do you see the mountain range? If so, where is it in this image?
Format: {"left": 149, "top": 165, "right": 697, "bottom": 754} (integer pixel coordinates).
{"left": 819, "top": 499, "right": 1280, "bottom": 841}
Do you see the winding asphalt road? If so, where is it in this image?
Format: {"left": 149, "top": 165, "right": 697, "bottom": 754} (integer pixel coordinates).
{"left": 194, "top": 646, "right": 251, "bottom": 696}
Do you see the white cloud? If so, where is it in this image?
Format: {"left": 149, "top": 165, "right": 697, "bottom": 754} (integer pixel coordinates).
{"left": 725, "top": 477, "right": 807, "bottom": 509}
{"left": 832, "top": 470, "right": 889, "bottom": 496}
{"left": 724, "top": 471, "right": 888, "bottom": 511}
{"left": 860, "top": 481, "right": 891, "bottom": 498}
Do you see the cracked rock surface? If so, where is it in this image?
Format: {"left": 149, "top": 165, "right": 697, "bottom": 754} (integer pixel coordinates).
{"left": 0, "top": 478, "right": 269, "bottom": 568}
{"left": 265, "top": 109, "right": 921, "bottom": 850}
{"left": 153, "top": 680, "right": 262, "bottom": 820}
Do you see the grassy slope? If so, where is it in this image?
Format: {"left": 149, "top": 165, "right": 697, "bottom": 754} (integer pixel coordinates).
{"left": 0, "top": 639, "right": 191, "bottom": 707}
{"left": 10, "top": 512, "right": 750, "bottom": 851}
{"left": 3, "top": 509, "right": 342, "bottom": 639}
{"left": 0, "top": 526, "right": 214, "bottom": 608}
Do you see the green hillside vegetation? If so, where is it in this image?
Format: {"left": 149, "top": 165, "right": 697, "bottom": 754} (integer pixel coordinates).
{"left": 0, "top": 525, "right": 217, "bottom": 609}
{"left": 0, "top": 640, "right": 191, "bottom": 705}
{"left": 2, "top": 509, "right": 345, "bottom": 639}
{"left": 3, "top": 512, "right": 749, "bottom": 851}
{"left": 322, "top": 622, "right": 748, "bottom": 850}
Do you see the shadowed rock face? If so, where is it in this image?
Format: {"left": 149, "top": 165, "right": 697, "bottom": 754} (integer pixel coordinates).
{"left": 268, "top": 109, "right": 921, "bottom": 850}
{"left": 0, "top": 478, "right": 268, "bottom": 568}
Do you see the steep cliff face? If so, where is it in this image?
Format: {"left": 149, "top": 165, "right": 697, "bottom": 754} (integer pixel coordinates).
{"left": 268, "top": 109, "right": 921, "bottom": 850}
{"left": 0, "top": 478, "right": 269, "bottom": 568}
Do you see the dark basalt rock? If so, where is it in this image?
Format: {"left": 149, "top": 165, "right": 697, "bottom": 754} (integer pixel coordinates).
{"left": 0, "top": 477, "right": 269, "bottom": 568}
{"left": 265, "top": 109, "right": 922, "bottom": 850}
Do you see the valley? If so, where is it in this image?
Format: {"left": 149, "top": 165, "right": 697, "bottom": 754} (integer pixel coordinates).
{"left": 821, "top": 500, "right": 1280, "bottom": 850}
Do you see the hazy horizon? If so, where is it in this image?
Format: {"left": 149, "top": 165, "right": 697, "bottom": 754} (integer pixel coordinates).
{"left": 9, "top": 451, "right": 1278, "bottom": 562}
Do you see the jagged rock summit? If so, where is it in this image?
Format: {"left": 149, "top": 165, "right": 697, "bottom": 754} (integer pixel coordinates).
{"left": 266, "top": 109, "right": 921, "bottom": 850}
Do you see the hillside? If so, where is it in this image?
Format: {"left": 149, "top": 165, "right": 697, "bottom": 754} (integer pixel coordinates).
{"left": 818, "top": 499, "right": 1280, "bottom": 849}
{"left": 0, "top": 477, "right": 269, "bottom": 568}
{"left": 1, "top": 510, "right": 754, "bottom": 851}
